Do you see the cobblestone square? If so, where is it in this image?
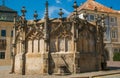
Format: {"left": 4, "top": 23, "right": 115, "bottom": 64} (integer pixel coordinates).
{"left": 0, "top": 61, "right": 120, "bottom": 78}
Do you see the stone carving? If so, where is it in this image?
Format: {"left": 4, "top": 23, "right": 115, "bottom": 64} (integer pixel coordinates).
{"left": 11, "top": 1, "right": 107, "bottom": 75}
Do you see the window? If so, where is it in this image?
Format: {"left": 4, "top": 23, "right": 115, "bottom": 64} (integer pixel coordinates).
{"left": 0, "top": 52, "right": 5, "bottom": 59}
{"left": 111, "top": 30, "right": 118, "bottom": 39}
{"left": 114, "top": 48, "right": 118, "bottom": 53}
{"left": 0, "top": 39, "right": 6, "bottom": 50}
{"left": 58, "top": 38, "right": 69, "bottom": 52}
{"left": 89, "top": 14, "right": 95, "bottom": 21}
{"left": 105, "top": 17, "right": 109, "bottom": 25}
{"left": 114, "top": 48, "right": 120, "bottom": 53}
{"left": 1, "top": 30, "right": 6, "bottom": 37}
{"left": 110, "top": 17, "right": 117, "bottom": 25}
{"left": 110, "top": 17, "right": 115, "bottom": 23}
{"left": 0, "top": 16, "right": 7, "bottom": 20}
{"left": 59, "top": 38, "right": 65, "bottom": 51}
{"left": 11, "top": 31, "right": 13, "bottom": 37}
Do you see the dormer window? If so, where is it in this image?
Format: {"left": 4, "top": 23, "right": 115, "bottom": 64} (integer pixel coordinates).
{"left": 89, "top": 14, "right": 95, "bottom": 21}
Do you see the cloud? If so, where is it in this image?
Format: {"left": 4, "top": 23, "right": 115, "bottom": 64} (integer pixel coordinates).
{"left": 56, "top": 0, "right": 61, "bottom": 4}
{"left": 49, "top": 6, "right": 70, "bottom": 18}
{"left": 55, "top": 0, "right": 72, "bottom": 4}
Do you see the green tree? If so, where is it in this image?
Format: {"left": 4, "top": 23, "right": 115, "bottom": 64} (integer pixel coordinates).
{"left": 113, "top": 52, "right": 120, "bottom": 61}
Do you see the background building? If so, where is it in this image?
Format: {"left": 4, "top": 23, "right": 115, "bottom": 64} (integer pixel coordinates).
{"left": 69, "top": 0, "right": 120, "bottom": 61}
{"left": 0, "top": 4, "right": 17, "bottom": 65}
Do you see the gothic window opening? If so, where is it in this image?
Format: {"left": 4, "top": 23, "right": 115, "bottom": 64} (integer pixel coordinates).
{"left": 58, "top": 37, "right": 70, "bottom": 52}
{"left": 66, "top": 39, "right": 72, "bottom": 51}
{"left": 58, "top": 38, "right": 65, "bottom": 52}
{"left": 40, "top": 39, "right": 44, "bottom": 52}
{"left": 50, "top": 39, "right": 57, "bottom": 52}
{"left": 28, "top": 40, "right": 32, "bottom": 53}
{"left": 33, "top": 40, "right": 39, "bottom": 52}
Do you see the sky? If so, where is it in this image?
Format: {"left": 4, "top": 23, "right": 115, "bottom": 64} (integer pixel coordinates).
{"left": 1, "top": 0, "right": 120, "bottom": 20}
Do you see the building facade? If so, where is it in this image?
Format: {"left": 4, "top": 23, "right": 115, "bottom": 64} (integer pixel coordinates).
{"left": 69, "top": 0, "right": 120, "bottom": 61}
{"left": 0, "top": 5, "right": 17, "bottom": 65}
{"left": 11, "top": 1, "right": 107, "bottom": 75}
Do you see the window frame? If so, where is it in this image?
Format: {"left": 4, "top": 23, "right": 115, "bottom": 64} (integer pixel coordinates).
{"left": 110, "top": 17, "right": 117, "bottom": 23}
{"left": 89, "top": 14, "right": 95, "bottom": 21}
{"left": 1, "top": 30, "right": 6, "bottom": 37}
{"left": 11, "top": 30, "right": 13, "bottom": 37}
{"left": 111, "top": 30, "right": 118, "bottom": 39}
{"left": 0, "top": 52, "right": 5, "bottom": 59}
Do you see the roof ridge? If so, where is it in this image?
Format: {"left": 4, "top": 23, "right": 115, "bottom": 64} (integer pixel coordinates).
{"left": 0, "top": 5, "right": 16, "bottom": 12}
{"left": 77, "top": 0, "right": 118, "bottom": 13}
{"left": 92, "top": 0, "right": 117, "bottom": 12}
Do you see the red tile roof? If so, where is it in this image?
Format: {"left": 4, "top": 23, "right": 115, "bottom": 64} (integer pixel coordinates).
{"left": 77, "top": 0, "right": 118, "bottom": 13}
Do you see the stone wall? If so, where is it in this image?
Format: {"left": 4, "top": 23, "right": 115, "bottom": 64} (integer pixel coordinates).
{"left": 76, "top": 53, "right": 101, "bottom": 73}
{"left": 25, "top": 53, "right": 44, "bottom": 74}
{"left": 50, "top": 52, "right": 74, "bottom": 74}
{"left": 14, "top": 54, "right": 23, "bottom": 74}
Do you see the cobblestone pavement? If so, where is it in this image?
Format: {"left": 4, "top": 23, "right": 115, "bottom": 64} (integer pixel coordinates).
{"left": 93, "top": 74, "right": 120, "bottom": 78}
{"left": 0, "top": 61, "right": 120, "bottom": 78}
{"left": 0, "top": 67, "right": 120, "bottom": 78}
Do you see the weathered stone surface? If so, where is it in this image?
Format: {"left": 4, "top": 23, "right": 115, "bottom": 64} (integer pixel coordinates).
{"left": 26, "top": 53, "right": 44, "bottom": 74}
{"left": 14, "top": 54, "right": 23, "bottom": 74}
{"left": 13, "top": 9, "right": 105, "bottom": 75}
